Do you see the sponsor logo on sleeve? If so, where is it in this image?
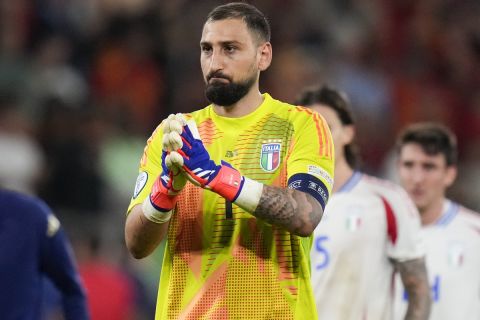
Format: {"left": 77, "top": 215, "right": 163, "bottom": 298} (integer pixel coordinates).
{"left": 133, "top": 172, "right": 148, "bottom": 199}
{"left": 308, "top": 165, "right": 333, "bottom": 188}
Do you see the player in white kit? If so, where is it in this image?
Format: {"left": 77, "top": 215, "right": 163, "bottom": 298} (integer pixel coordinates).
{"left": 296, "top": 85, "right": 431, "bottom": 320}
{"left": 394, "top": 122, "right": 480, "bottom": 320}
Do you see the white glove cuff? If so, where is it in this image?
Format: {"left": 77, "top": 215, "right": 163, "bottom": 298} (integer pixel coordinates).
{"left": 233, "top": 177, "right": 264, "bottom": 213}
{"left": 142, "top": 197, "right": 173, "bottom": 224}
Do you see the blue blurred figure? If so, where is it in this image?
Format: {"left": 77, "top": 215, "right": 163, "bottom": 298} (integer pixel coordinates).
{"left": 0, "top": 189, "right": 89, "bottom": 319}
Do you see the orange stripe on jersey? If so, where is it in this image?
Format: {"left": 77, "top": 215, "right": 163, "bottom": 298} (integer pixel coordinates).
{"left": 322, "top": 113, "right": 332, "bottom": 157}
{"left": 177, "top": 263, "right": 228, "bottom": 319}
{"left": 312, "top": 112, "right": 330, "bottom": 158}
{"left": 198, "top": 118, "right": 219, "bottom": 146}
{"left": 290, "top": 106, "right": 332, "bottom": 158}
{"left": 318, "top": 113, "right": 333, "bottom": 158}
{"left": 313, "top": 114, "right": 330, "bottom": 156}
{"left": 286, "top": 286, "right": 298, "bottom": 295}
{"left": 294, "top": 105, "right": 314, "bottom": 115}
{"left": 321, "top": 113, "right": 334, "bottom": 157}
{"left": 174, "top": 184, "right": 205, "bottom": 279}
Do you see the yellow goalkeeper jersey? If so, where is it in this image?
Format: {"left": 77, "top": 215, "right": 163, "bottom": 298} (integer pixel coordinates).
{"left": 128, "top": 93, "right": 334, "bottom": 319}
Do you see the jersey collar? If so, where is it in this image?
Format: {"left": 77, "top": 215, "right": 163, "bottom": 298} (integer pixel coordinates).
{"left": 337, "top": 171, "right": 363, "bottom": 193}
{"left": 209, "top": 93, "right": 272, "bottom": 125}
{"left": 435, "top": 199, "right": 459, "bottom": 226}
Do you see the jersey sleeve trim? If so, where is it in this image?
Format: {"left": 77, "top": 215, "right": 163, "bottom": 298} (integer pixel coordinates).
{"left": 380, "top": 196, "right": 398, "bottom": 245}
{"left": 313, "top": 112, "right": 333, "bottom": 158}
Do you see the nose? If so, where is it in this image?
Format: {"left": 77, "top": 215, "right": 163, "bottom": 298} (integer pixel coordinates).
{"left": 411, "top": 167, "right": 425, "bottom": 184}
{"left": 209, "top": 48, "right": 224, "bottom": 72}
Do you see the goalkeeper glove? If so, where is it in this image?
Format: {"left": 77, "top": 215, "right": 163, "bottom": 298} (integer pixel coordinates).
{"left": 170, "top": 120, "right": 263, "bottom": 212}
{"left": 142, "top": 114, "right": 188, "bottom": 223}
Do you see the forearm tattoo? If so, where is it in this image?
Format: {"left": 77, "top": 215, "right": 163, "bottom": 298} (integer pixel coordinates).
{"left": 253, "top": 185, "right": 323, "bottom": 236}
{"left": 395, "top": 258, "right": 431, "bottom": 320}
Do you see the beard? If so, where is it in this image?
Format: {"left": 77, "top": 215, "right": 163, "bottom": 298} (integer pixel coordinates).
{"left": 205, "top": 72, "right": 256, "bottom": 107}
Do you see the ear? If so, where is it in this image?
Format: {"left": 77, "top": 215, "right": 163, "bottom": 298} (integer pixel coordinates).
{"left": 444, "top": 165, "right": 457, "bottom": 188}
{"left": 342, "top": 124, "right": 355, "bottom": 145}
{"left": 257, "top": 42, "right": 272, "bottom": 71}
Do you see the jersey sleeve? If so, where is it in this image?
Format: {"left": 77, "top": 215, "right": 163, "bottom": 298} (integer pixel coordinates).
{"left": 380, "top": 187, "right": 425, "bottom": 262}
{"left": 286, "top": 109, "right": 335, "bottom": 210}
{"left": 37, "top": 201, "right": 89, "bottom": 320}
{"left": 127, "top": 122, "right": 165, "bottom": 214}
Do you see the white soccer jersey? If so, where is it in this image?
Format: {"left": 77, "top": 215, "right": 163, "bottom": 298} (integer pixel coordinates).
{"left": 311, "top": 172, "right": 424, "bottom": 320}
{"left": 393, "top": 199, "right": 480, "bottom": 320}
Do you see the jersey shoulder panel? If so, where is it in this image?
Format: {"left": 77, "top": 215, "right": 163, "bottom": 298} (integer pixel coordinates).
{"left": 457, "top": 205, "right": 480, "bottom": 230}
{"left": 0, "top": 190, "right": 55, "bottom": 238}
{"left": 358, "top": 174, "right": 419, "bottom": 218}
{"left": 0, "top": 190, "right": 50, "bottom": 221}
{"left": 188, "top": 106, "right": 210, "bottom": 121}
{"left": 360, "top": 174, "right": 406, "bottom": 195}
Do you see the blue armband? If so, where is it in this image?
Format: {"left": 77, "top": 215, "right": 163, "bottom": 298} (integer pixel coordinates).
{"left": 288, "top": 173, "right": 329, "bottom": 210}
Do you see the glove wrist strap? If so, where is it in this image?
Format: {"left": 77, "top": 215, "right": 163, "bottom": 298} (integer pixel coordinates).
{"left": 210, "top": 165, "right": 243, "bottom": 201}
{"left": 142, "top": 198, "right": 174, "bottom": 224}
{"left": 209, "top": 165, "right": 263, "bottom": 213}
{"left": 233, "top": 177, "right": 263, "bottom": 213}
{"left": 143, "top": 177, "right": 178, "bottom": 224}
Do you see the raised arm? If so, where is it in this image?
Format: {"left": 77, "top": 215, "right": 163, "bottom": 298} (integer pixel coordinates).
{"left": 166, "top": 118, "right": 329, "bottom": 236}
{"left": 125, "top": 180, "right": 323, "bottom": 260}
{"left": 393, "top": 258, "right": 431, "bottom": 320}
{"left": 125, "top": 204, "right": 170, "bottom": 258}
{"left": 125, "top": 114, "right": 187, "bottom": 259}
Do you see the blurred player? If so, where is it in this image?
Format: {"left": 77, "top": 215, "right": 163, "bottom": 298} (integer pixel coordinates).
{"left": 296, "top": 85, "right": 430, "bottom": 320}
{"left": 0, "top": 189, "right": 89, "bottom": 319}
{"left": 124, "top": 3, "right": 334, "bottom": 319}
{"left": 394, "top": 122, "right": 480, "bottom": 320}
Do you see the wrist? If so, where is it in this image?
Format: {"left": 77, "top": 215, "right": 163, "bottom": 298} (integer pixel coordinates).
{"left": 209, "top": 165, "right": 243, "bottom": 201}
{"left": 209, "top": 165, "right": 264, "bottom": 213}
{"left": 142, "top": 197, "right": 174, "bottom": 224}
{"left": 232, "top": 177, "right": 263, "bottom": 212}
{"left": 149, "top": 177, "right": 178, "bottom": 211}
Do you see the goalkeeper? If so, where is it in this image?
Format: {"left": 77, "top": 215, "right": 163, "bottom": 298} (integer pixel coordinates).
{"left": 124, "top": 2, "right": 334, "bottom": 319}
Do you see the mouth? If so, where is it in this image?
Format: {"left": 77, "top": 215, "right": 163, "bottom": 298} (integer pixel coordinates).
{"left": 207, "top": 72, "right": 230, "bottom": 83}
{"left": 210, "top": 76, "right": 228, "bottom": 81}
{"left": 208, "top": 77, "right": 229, "bottom": 84}
{"left": 410, "top": 189, "right": 424, "bottom": 199}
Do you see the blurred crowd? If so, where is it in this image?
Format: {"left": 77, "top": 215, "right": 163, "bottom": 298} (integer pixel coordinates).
{"left": 0, "top": 0, "right": 479, "bottom": 318}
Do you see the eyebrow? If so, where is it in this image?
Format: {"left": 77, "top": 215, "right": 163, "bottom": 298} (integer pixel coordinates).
{"left": 422, "top": 162, "right": 437, "bottom": 168}
{"left": 200, "top": 40, "right": 242, "bottom": 47}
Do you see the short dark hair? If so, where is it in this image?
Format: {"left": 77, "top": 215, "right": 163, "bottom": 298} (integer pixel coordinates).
{"left": 396, "top": 122, "right": 458, "bottom": 166}
{"left": 206, "top": 2, "right": 271, "bottom": 43}
{"left": 295, "top": 84, "right": 360, "bottom": 169}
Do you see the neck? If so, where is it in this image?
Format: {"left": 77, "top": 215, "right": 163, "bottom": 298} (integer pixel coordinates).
{"left": 332, "top": 159, "right": 354, "bottom": 193}
{"left": 213, "top": 87, "right": 264, "bottom": 118}
{"left": 419, "top": 197, "right": 445, "bottom": 226}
